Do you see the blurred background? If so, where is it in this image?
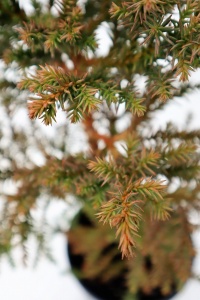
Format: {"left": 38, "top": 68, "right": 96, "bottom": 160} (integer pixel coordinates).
{"left": 0, "top": 0, "right": 200, "bottom": 299}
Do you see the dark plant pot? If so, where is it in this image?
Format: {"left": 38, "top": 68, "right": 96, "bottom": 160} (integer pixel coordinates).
{"left": 67, "top": 242, "right": 177, "bottom": 300}
{"left": 67, "top": 213, "right": 178, "bottom": 300}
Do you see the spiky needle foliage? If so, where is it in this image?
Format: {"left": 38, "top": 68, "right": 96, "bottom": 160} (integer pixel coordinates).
{"left": 0, "top": 0, "right": 200, "bottom": 295}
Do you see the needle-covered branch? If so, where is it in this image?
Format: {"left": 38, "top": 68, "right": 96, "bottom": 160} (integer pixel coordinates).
{"left": 19, "top": 64, "right": 146, "bottom": 124}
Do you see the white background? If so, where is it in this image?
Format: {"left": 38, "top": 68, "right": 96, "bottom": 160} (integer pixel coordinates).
{"left": 1, "top": 1, "right": 200, "bottom": 299}
{"left": 1, "top": 75, "right": 200, "bottom": 300}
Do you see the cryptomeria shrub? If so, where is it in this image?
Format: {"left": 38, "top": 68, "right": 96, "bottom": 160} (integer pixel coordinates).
{"left": 0, "top": 0, "right": 200, "bottom": 264}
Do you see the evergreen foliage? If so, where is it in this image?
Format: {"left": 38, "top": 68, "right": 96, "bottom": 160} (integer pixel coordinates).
{"left": 0, "top": 0, "right": 200, "bottom": 296}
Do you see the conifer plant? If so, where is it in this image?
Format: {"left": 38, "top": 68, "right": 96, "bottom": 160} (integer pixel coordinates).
{"left": 0, "top": 0, "right": 200, "bottom": 299}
